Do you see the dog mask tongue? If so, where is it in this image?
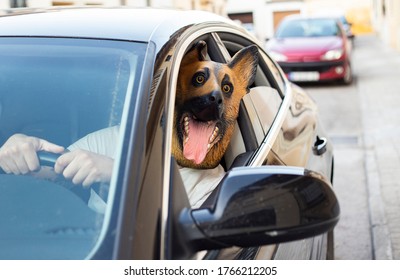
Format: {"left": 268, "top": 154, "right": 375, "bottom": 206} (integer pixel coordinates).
{"left": 183, "top": 120, "right": 215, "bottom": 164}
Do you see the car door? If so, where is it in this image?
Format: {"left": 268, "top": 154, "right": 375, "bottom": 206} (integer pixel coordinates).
{"left": 160, "top": 26, "right": 287, "bottom": 260}
{"left": 155, "top": 23, "right": 336, "bottom": 260}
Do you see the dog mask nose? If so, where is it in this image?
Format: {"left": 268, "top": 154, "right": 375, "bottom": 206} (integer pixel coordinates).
{"left": 190, "top": 91, "right": 223, "bottom": 121}
{"left": 209, "top": 91, "right": 223, "bottom": 105}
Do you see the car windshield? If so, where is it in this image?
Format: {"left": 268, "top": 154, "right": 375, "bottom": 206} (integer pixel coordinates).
{"left": 0, "top": 37, "right": 147, "bottom": 259}
{"left": 276, "top": 18, "right": 341, "bottom": 38}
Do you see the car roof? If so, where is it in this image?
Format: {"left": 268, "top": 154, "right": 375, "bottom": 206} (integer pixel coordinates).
{"left": 0, "top": 7, "right": 232, "bottom": 47}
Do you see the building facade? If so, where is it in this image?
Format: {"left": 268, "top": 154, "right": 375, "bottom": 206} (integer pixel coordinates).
{"left": 226, "top": 0, "right": 373, "bottom": 44}
{"left": 226, "top": 0, "right": 305, "bottom": 43}
{"left": 3, "top": 0, "right": 399, "bottom": 52}
{"left": 0, "top": 0, "right": 226, "bottom": 15}
{"left": 372, "top": 0, "right": 400, "bottom": 51}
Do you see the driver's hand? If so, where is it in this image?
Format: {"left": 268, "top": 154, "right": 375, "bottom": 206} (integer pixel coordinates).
{"left": 0, "top": 134, "right": 65, "bottom": 175}
{"left": 54, "top": 149, "right": 114, "bottom": 187}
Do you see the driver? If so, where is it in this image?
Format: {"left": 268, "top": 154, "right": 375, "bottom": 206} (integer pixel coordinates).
{"left": 0, "top": 129, "right": 115, "bottom": 187}
{"left": 0, "top": 126, "right": 225, "bottom": 210}
{"left": 0, "top": 127, "right": 119, "bottom": 213}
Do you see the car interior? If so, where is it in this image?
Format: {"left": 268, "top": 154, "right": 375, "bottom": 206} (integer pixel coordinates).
{"left": 0, "top": 41, "right": 129, "bottom": 149}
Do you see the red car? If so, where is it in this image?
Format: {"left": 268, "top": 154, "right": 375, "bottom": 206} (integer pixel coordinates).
{"left": 265, "top": 15, "right": 352, "bottom": 84}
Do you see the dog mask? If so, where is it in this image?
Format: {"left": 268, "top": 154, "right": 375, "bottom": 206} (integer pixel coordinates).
{"left": 172, "top": 41, "right": 259, "bottom": 169}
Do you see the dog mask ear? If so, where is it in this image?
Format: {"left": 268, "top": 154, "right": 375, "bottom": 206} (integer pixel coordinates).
{"left": 229, "top": 45, "right": 259, "bottom": 92}
{"left": 181, "top": 40, "right": 208, "bottom": 66}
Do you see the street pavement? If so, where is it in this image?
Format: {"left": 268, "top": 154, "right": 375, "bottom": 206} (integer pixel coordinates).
{"left": 304, "top": 34, "right": 400, "bottom": 259}
{"left": 355, "top": 34, "right": 400, "bottom": 260}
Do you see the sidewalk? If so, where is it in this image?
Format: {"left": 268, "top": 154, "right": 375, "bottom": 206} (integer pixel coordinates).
{"left": 355, "top": 34, "right": 400, "bottom": 259}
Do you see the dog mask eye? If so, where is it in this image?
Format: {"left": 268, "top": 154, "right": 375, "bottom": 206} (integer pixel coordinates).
{"left": 192, "top": 69, "right": 209, "bottom": 87}
{"left": 222, "top": 84, "right": 232, "bottom": 94}
{"left": 221, "top": 74, "right": 233, "bottom": 96}
{"left": 196, "top": 74, "right": 205, "bottom": 84}
{"left": 192, "top": 73, "right": 205, "bottom": 87}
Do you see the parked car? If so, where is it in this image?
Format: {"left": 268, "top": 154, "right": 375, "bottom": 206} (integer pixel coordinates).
{"left": 265, "top": 14, "right": 353, "bottom": 84}
{"left": 317, "top": 11, "right": 355, "bottom": 41}
{"left": 0, "top": 7, "right": 339, "bottom": 260}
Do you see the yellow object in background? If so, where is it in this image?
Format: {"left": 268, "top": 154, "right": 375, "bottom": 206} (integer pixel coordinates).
{"left": 346, "top": 7, "right": 373, "bottom": 35}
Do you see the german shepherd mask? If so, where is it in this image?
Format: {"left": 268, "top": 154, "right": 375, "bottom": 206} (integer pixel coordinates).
{"left": 172, "top": 41, "right": 259, "bottom": 169}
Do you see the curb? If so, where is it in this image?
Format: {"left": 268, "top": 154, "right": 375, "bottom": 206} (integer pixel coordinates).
{"left": 364, "top": 149, "right": 393, "bottom": 259}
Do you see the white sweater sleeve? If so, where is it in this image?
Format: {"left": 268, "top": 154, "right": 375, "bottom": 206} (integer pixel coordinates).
{"left": 67, "top": 126, "right": 119, "bottom": 158}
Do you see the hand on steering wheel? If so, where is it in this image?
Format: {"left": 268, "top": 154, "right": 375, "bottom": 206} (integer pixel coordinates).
{"left": 0, "top": 134, "right": 65, "bottom": 175}
{"left": 0, "top": 135, "right": 111, "bottom": 203}
{"left": 37, "top": 151, "right": 108, "bottom": 203}
{"left": 0, "top": 151, "right": 64, "bottom": 175}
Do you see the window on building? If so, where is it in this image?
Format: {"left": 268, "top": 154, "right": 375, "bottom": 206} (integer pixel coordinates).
{"left": 52, "top": 1, "right": 74, "bottom": 5}
{"left": 10, "top": 0, "right": 27, "bottom": 8}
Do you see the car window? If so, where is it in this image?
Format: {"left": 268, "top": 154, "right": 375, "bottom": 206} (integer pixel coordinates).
{"left": 164, "top": 29, "right": 296, "bottom": 260}
{"left": 276, "top": 18, "right": 341, "bottom": 38}
{"left": 0, "top": 37, "right": 147, "bottom": 259}
{"left": 260, "top": 51, "right": 286, "bottom": 95}
{"left": 217, "top": 33, "right": 285, "bottom": 94}
{"left": 217, "top": 35, "right": 284, "bottom": 142}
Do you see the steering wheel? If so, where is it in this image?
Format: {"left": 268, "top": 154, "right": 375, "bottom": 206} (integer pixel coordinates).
{"left": 0, "top": 151, "right": 63, "bottom": 173}
{"left": 40, "top": 151, "right": 111, "bottom": 203}
{"left": 37, "top": 151, "right": 61, "bottom": 167}
{"left": 0, "top": 151, "right": 106, "bottom": 204}
{"left": 37, "top": 151, "right": 108, "bottom": 203}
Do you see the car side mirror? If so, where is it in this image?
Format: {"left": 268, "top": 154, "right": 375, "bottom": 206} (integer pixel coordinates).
{"left": 179, "top": 166, "right": 340, "bottom": 252}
